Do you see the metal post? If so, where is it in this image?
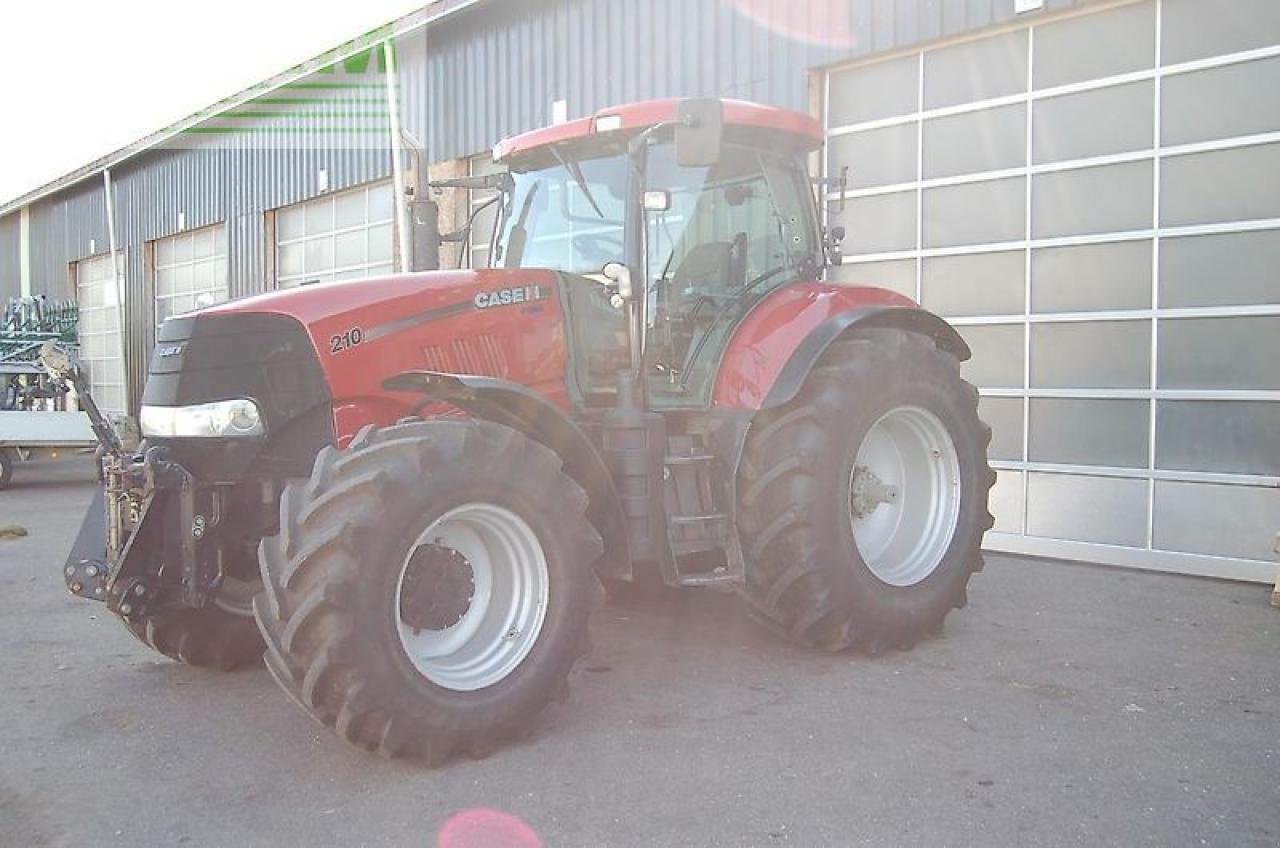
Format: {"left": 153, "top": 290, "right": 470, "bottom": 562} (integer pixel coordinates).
{"left": 102, "top": 169, "right": 128, "bottom": 413}
{"left": 383, "top": 39, "right": 412, "bottom": 273}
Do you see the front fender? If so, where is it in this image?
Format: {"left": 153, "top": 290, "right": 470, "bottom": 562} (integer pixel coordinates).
{"left": 382, "top": 371, "right": 631, "bottom": 580}
{"left": 713, "top": 283, "right": 969, "bottom": 411}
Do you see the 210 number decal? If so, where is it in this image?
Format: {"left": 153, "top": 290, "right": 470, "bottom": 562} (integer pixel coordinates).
{"left": 329, "top": 327, "right": 365, "bottom": 354}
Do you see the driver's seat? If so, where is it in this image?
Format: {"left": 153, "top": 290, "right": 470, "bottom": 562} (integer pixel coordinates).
{"left": 670, "top": 232, "right": 748, "bottom": 306}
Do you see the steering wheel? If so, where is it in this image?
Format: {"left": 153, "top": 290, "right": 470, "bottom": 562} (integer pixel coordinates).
{"left": 572, "top": 233, "right": 624, "bottom": 263}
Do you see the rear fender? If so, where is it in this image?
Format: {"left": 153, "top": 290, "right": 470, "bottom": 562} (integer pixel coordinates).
{"left": 712, "top": 283, "right": 969, "bottom": 411}
{"left": 761, "top": 306, "right": 970, "bottom": 410}
{"left": 382, "top": 371, "right": 631, "bottom": 581}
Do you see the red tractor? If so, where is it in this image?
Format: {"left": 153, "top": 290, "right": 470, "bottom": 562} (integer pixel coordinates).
{"left": 56, "top": 99, "right": 993, "bottom": 763}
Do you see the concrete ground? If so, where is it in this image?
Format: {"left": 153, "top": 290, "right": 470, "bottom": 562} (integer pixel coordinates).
{"left": 0, "top": 456, "right": 1276, "bottom": 848}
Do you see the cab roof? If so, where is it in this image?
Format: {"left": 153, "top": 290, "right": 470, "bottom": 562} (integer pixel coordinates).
{"left": 492, "top": 98, "right": 824, "bottom": 163}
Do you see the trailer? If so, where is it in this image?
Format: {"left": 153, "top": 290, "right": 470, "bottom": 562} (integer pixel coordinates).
{"left": 0, "top": 297, "right": 97, "bottom": 489}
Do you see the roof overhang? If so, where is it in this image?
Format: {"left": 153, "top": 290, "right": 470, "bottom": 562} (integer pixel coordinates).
{"left": 0, "top": 0, "right": 491, "bottom": 218}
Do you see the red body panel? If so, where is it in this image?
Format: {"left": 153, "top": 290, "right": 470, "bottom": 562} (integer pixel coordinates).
{"left": 712, "top": 282, "right": 916, "bottom": 410}
{"left": 493, "top": 98, "right": 824, "bottom": 161}
{"left": 204, "top": 270, "right": 569, "bottom": 446}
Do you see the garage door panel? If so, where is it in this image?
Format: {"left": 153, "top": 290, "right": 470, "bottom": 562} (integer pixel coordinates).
{"left": 1160, "top": 143, "right": 1280, "bottom": 228}
{"left": 830, "top": 258, "right": 916, "bottom": 300}
{"left": 276, "top": 182, "right": 395, "bottom": 288}
{"left": 1033, "top": 82, "right": 1153, "bottom": 165}
{"left": 1161, "top": 0, "right": 1280, "bottom": 65}
{"left": 1155, "top": 401, "right": 1280, "bottom": 476}
{"left": 1029, "top": 399, "right": 1149, "bottom": 469}
{"left": 828, "top": 54, "right": 918, "bottom": 126}
{"left": 1159, "top": 316, "right": 1280, "bottom": 391}
{"left": 1162, "top": 57, "right": 1280, "bottom": 147}
{"left": 1154, "top": 480, "right": 1280, "bottom": 561}
{"left": 828, "top": 124, "right": 917, "bottom": 189}
{"left": 924, "top": 30, "right": 1027, "bottom": 110}
{"left": 1033, "top": 0, "right": 1155, "bottom": 89}
{"left": 1026, "top": 473, "right": 1149, "bottom": 547}
{"left": 922, "top": 250, "right": 1025, "bottom": 317}
{"left": 924, "top": 177, "right": 1025, "bottom": 248}
{"left": 1159, "top": 230, "right": 1280, "bottom": 308}
{"left": 832, "top": 191, "right": 915, "bottom": 255}
{"left": 1032, "top": 161, "right": 1152, "bottom": 239}
{"left": 1031, "top": 240, "right": 1152, "bottom": 313}
{"left": 824, "top": 2, "right": 1280, "bottom": 577}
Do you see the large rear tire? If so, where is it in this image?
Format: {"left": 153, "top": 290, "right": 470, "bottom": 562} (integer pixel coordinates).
{"left": 254, "top": 419, "right": 602, "bottom": 763}
{"left": 737, "top": 329, "right": 994, "bottom": 652}
{"left": 123, "top": 576, "right": 264, "bottom": 670}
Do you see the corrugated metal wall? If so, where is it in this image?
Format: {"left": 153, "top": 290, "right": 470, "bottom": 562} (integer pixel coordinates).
{"left": 0, "top": 213, "right": 19, "bottom": 300}
{"left": 4, "top": 0, "right": 1092, "bottom": 411}
{"left": 400, "top": 0, "right": 1087, "bottom": 162}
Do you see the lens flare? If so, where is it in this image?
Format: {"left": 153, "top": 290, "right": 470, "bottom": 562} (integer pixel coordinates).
{"left": 438, "top": 808, "right": 542, "bottom": 848}
{"left": 724, "top": 0, "right": 857, "bottom": 50}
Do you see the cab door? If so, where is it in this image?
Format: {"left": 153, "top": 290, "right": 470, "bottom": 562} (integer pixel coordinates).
{"left": 641, "top": 142, "right": 822, "bottom": 409}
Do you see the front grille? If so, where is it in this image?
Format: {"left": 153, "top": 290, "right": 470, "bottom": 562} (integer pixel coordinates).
{"left": 421, "top": 334, "right": 509, "bottom": 377}
{"left": 143, "top": 313, "right": 334, "bottom": 482}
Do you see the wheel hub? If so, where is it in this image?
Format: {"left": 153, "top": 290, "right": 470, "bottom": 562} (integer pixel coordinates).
{"left": 399, "top": 543, "right": 476, "bottom": 633}
{"left": 849, "top": 465, "right": 900, "bottom": 519}
{"left": 394, "top": 503, "right": 550, "bottom": 692}
{"left": 848, "top": 406, "right": 962, "bottom": 587}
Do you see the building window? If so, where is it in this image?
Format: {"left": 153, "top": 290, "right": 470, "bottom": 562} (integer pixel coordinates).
{"left": 74, "top": 253, "right": 126, "bottom": 416}
{"left": 275, "top": 181, "right": 395, "bottom": 288}
{"left": 153, "top": 223, "right": 229, "bottom": 328}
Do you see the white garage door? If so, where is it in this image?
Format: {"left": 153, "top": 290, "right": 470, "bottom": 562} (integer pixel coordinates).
{"left": 154, "top": 223, "right": 229, "bottom": 327}
{"left": 276, "top": 181, "right": 395, "bottom": 288}
{"left": 74, "top": 253, "right": 126, "bottom": 417}
{"left": 821, "top": 0, "right": 1280, "bottom": 581}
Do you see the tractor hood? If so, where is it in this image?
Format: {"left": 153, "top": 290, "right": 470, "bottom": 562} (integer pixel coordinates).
{"left": 193, "top": 268, "right": 570, "bottom": 444}
{"left": 202, "top": 268, "right": 553, "bottom": 330}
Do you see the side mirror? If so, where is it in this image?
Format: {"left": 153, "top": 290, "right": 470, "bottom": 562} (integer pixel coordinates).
{"left": 675, "top": 99, "right": 723, "bottom": 168}
{"left": 602, "top": 262, "right": 634, "bottom": 304}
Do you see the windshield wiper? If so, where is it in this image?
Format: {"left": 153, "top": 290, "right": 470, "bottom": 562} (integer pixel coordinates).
{"left": 551, "top": 148, "right": 606, "bottom": 219}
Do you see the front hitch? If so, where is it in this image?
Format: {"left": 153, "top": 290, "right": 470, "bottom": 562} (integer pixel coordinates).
{"left": 44, "top": 344, "right": 225, "bottom": 619}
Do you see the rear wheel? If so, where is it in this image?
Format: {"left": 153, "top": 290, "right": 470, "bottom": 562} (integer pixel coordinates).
{"left": 123, "top": 574, "right": 264, "bottom": 670}
{"left": 737, "top": 329, "right": 994, "bottom": 652}
{"left": 254, "top": 419, "right": 602, "bottom": 763}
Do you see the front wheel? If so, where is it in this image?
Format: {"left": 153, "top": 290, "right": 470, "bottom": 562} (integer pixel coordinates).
{"left": 123, "top": 575, "right": 265, "bottom": 670}
{"left": 738, "top": 329, "right": 994, "bottom": 652}
{"left": 254, "top": 419, "right": 603, "bottom": 763}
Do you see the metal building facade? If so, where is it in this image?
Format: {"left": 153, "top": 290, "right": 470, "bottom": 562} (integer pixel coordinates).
{"left": 397, "top": 0, "right": 1087, "bottom": 163}
{"left": 0, "top": 0, "right": 1090, "bottom": 407}
{"left": 2, "top": 0, "right": 1276, "bottom": 581}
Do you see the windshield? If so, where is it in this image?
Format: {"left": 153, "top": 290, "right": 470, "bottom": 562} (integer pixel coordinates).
{"left": 493, "top": 153, "right": 628, "bottom": 274}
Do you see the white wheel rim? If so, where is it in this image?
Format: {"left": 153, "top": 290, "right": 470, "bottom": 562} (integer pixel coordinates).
{"left": 849, "top": 406, "right": 962, "bottom": 587}
{"left": 395, "top": 503, "right": 549, "bottom": 692}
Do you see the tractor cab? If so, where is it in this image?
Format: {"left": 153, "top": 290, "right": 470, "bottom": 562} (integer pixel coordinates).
{"left": 478, "top": 99, "right": 831, "bottom": 409}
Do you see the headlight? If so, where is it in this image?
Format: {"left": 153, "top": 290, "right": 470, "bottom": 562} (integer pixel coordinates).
{"left": 140, "top": 399, "right": 265, "bottom": 438}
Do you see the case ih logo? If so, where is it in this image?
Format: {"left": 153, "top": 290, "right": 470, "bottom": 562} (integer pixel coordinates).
{"left": 474, "top": 285, "right": 547, "bottom": 310}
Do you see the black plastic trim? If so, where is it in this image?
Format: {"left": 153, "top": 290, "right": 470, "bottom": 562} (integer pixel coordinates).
{"left": 761, "top": 306, "right": 971, "bottom": 410}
